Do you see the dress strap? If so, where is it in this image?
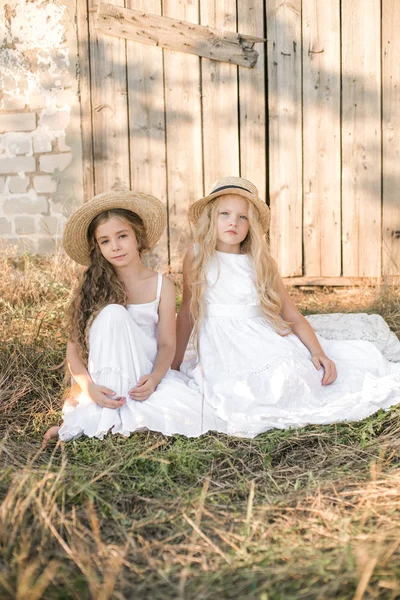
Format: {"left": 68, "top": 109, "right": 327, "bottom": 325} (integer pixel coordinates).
{"left": 156, "top": 272, "right": 163, "bottom": 302}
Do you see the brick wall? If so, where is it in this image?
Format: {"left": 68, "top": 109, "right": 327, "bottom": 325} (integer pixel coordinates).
{"left": 0, "top": 0, "right": 83, "bottom": 254}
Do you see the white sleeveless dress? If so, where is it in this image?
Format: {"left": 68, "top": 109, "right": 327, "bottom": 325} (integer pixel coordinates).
{"left": 180, "top": 251, "right": 400, "bottom": 438}
{"left": 59, "top": 273, "right": 219, "bottom": 440}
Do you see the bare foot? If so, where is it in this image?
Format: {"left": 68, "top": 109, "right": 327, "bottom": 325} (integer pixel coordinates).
{"left": 42, "top": 426, "right": 60, "bottom": 448}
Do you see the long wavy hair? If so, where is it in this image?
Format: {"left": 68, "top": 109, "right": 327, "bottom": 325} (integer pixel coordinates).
{"left": 189, "top": 197, "right": 291, "bottom": 348}
{"left": 66, "top": 209, "right": 149, "bottom": 364}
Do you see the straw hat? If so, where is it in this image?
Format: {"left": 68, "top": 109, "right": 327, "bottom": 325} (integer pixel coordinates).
{"left": 189, "top": 176, "right": 270, "bottom": 234}
{"left": 63, "top": 191, "right": 166, "bottom": 266}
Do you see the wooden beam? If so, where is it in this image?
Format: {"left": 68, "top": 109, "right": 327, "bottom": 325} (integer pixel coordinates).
{"left": 95, "top": 2, "right": 265, "bottom": 68}
{"left": 201, "top": 0, "right": 240, "bottom": 190}
{"left": 302, "top": 0, "right": 341, "bottom": 277}
{"left": 267, "top": 0, "right": 303, "bottom": 277}
{"left": 382, "top": 0, "right": 400, "bottom": 276}
{"left": 282, "top": 276, "right": 400, "bottom": 287}
{"left": 163, "top": 0, "right": 203, "bottom": 272}
{"left": 125, "top": 0, "right": 168, "bottom": 271}
{"left": 342, "top": 0, "right": 381, "bottom": 277}
{"left": 89, "top": 0, "right": 130, "bottom": 194}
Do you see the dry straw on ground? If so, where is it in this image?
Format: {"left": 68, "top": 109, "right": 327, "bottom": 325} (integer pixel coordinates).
{"left": 1, "top": 247, "right": 400, "bottom": 599}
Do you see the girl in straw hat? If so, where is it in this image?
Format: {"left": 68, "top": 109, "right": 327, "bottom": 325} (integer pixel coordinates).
{"left": 45, "top": 191, "right": 217, "bottom": 442}
{"left": 172, "top": 177, "right": 400, "bottom": 438}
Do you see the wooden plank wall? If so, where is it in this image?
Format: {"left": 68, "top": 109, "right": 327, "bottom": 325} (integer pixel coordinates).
{"left": 267, "top": 0, "right": 302, "bottom": 277}
{"left": 302, "top": 0, "right": 340, "bottom": 277}
{"left": 382, "top": 0, "right": 400, "bottom": 276}
{"left": 78, "top": 0, "right": 400, "bottom": 280}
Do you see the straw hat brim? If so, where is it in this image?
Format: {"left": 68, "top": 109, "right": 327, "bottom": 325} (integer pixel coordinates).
{"left": 188, "top": 188, "right": 270, "bottom": 234}
{"left": 63, "top": 191, "right": 166, "bottom": 266}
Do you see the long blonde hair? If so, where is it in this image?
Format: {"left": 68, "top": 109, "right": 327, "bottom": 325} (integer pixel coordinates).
{"left": 189, "top": 197, "right": 291, "bottom": 347}
{"left": 66, "top": 209, "right": 149, "bottom": 364}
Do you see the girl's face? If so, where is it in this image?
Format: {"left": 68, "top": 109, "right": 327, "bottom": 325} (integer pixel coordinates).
{"left": 215, "top": 195, "right": 250, "bottom": 253}
{"left": 95, "top": 216, "right": 140, "bottom": 268}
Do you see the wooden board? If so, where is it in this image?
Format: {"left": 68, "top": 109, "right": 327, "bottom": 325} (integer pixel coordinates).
{"left": 267, "top": 0, "right": 302, "bottom": 277}
{"left": 200, "top": 0, "right": 240, "bottom": 193}
{"left": 96, "top": 2, "right": 264, "bottom": 67}
{"left": 238, "top": 0, "right": 266, "bottom": 200}
{"left": 302, "top": 0, "right": 341, "bottom": 276}
{"left": 88, "top": 0, "right": 130, "bottom": 194}
{"left": 282, "top": 276, "right": 398, "bottom": 287}
{"left": 76, "top": 0, "right": 94, "bottom": 200}
{"left": 162, "top": 0, "right": 203, "bottom": 271}
{"left": 382, "top": 0, "right": 400, "bottom": 276}
{"left": 341, "top": 0, "right": 381, "bottom": 276}
{"left": 125, "top": 0, "right": 168, "bottom": 271}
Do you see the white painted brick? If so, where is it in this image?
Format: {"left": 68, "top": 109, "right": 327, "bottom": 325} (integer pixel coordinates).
{"left": 40, "top": 153, "right": 72, "bottom": 173}
{"left": 33, "top": 132, "right": 53, "bottom": 154}
{"left": 57, "top": 134, "right": 71, "bottom": 152}
{"left": 56, "top": 89, "right": 76, "bottom": 107}
{"left": 29, "top": 93, "right": 47, "bottom": 109}
{"left": 8, "top": 135, "right": 32, "bottom": 156}
{"left": 15, "top": 216, "right": 36, "bottom": 235}
{"left": 0, "top": 156, "right": 36, "bottom": 174}
{"left": 38, "top": 236, "right": 62, "bottom": 254}
{"left": 33, "top": 175, "right": 57, "bottom": 193}
{"left": 3, "top": 96, "right": 26, "bottom": 110}
{"left": 9, "top": 176, "right": 30, "bottom": 193}
{"left": 49, "top": 199, "right": 65, "bottom": 215}
{"left": 3, "top": 194, "right": 48, "bottom": 215}
{"left": 40, "top": 110, "right": 70, "bottom": 130}
{"left": 4, "top": 96, "right": 26, "bottom": 111}
{"left": 2, "top": 75, "right": 17, "bottom": 92}
{"left": 0, "top": 113, "right": 36, "bottom": 133}
{"left": 39, "top": 215, "right": 64, "bottom": 235}
{"left": 0, "top": 218, "right": 12, "bottom": 234}
{"left": 0, "top": 177, "right": 5, "bottom": 193}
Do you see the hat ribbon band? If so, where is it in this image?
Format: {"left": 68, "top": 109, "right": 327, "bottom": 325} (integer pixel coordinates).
{"left": 211, "top": 184, "right": 253, "bottom": 195}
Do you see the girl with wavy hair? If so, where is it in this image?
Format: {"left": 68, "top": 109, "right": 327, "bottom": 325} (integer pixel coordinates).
{"left": 45, "top": 191, "right": 210, "bottom": 442}
{"left": 173, "top": 177, "right": 400, "bottom": 438}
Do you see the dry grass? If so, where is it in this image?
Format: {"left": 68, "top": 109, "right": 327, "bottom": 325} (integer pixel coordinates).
{"left": 1, "top": 248, "right": 400, "bottom": 599}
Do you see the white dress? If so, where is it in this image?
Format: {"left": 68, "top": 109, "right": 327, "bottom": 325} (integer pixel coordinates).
{"left": 59, "top": 273, "right": 220, "bottom": 440}
{"left": 180, "top": 251, "right": 400, "bottom": 438}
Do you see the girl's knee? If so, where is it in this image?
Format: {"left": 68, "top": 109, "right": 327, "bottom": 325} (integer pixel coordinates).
{"left": 93, "top": 303, "right": 130, "bottom": 327}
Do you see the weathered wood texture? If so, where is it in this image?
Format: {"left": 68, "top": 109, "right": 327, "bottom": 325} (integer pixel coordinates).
{"left": 267, "top": 0, "right": 302, "bottom": 276}
{"left": 96, "top": 2, "right": 264, "bottom": 67}
{"left": 302, "top": 0, "right": 341, "bottom": 276}
{"left": 88, "top": 0, "right": 130, "bottom": 193}
{"left": 201, "top": 0, "right": 240, "bottom": 191}
{"left": 163, "top": 0, "right": 203, "bottom": 270}
{"left": 382, "top": 0, "right": 400, "bottom": 276}
{"left": 282, "top": 277, "right": 400, "bottom": 287}
{"left": 238, "top": 0, "right": 266, "bottom": 198}
{"left": 77, "top": 0, "right": 400, "bottom": 281}
{"left": 76, "top": 0, "right": 94, "bottom": 200}
{"left": 341, "top": 0, "right": 381, "bottom": 277}
{"left": 125, "top": 0, "right": 168, "bottom": 270}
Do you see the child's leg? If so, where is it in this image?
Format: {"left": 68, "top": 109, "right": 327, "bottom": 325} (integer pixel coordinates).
{"left": 59, "top": 304, "right": 153, "bottom": 440}
{"left": 87, "top": 303, "right": 153, "bottom": 394}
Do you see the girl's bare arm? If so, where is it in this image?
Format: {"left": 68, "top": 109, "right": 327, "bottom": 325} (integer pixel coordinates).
{"left": 275, "top": 274, "right": 337, "bottom": 385}
{"left": 171, "top": 247, "right": 194, "bottom": 370}
{"left": 129, "top": 275, "right": 176, "bottom": 401}
{"left": 151, "top": 275, "right": 177, "bottom": 383}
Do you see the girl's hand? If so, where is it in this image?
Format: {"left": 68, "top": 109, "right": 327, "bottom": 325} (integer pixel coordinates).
{"left": 87, "top": 382, "right": 126, "bottom": 408}
{"left": 311, "top": 354, "right": 337, "bottom": 386}
{"left": 129, "top": 374, "right": 158, "bottom": 402}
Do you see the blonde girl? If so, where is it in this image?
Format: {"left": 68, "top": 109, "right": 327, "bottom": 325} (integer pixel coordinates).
{"left": 46, "top": 191, "right": 209, "bottom": 442}
{"left": 173, "top": 177, "right": 400, "bottom": 438}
